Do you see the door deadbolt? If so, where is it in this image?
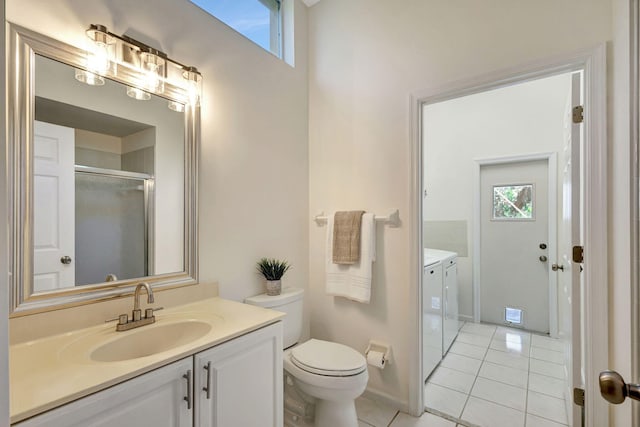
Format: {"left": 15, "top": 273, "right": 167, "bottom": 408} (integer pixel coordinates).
{"left": 539, "top": 243, "right": 547, "bottom": 250}
{"left": 60, "top": 256, "right": 72, "bottom": 265}
{"left": 539, "top": 255, "right": 548, "bottom": 262}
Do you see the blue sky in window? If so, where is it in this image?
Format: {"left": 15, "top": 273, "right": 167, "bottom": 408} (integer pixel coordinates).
{"left": 190, "top": 0, "right": 271, "bottom": 52}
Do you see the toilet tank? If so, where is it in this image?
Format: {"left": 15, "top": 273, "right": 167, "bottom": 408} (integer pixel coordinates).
{"left": 244, "top": 287, "right": 304, "bottom": 349}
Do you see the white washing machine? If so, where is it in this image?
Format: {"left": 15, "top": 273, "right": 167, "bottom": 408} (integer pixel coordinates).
{"left": 423, "top": 248, "right": 459, "bottom": 381}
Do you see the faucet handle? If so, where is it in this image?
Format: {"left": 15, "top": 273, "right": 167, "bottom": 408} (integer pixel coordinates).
{"left": 144, "top": 307, "right": 164, "bottom": 319}
{"left": 105, "top": 314, "right": 129, "bottom": 324}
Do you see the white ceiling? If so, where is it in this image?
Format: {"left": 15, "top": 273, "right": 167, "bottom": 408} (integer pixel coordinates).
{"left": 302, "top": 0, "right": 322, "bottom": 7}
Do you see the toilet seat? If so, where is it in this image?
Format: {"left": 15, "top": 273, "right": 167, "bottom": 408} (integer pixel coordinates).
{"left": 290, "top": 339, "right": 366, "bottom": 377}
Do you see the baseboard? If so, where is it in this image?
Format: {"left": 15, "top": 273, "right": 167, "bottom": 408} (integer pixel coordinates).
{"left": 458, "top": 314, "right": 474, "bottom": 322}
{"left": 362, "top": 388, "right": 409, "bottom": 414}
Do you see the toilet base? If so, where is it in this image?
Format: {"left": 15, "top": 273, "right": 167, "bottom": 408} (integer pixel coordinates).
{"left": 314, "top": 398, "right": 358, "bottom": 427}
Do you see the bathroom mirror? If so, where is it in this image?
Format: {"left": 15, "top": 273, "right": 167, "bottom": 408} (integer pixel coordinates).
{"left": 8, "top": 24, "right": 199, "bottom": 315}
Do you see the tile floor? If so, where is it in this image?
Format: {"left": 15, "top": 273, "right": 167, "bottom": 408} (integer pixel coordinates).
{"left": 424, "top": 322, "right": 569, "bottom": 427}
{"left": 356, "top": 395, "right": 460, "bottom": 427}
{"left": 353, "top": 323, "right": 569, "bottom": 427}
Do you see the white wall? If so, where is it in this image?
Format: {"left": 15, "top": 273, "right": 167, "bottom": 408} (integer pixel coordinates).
{"left": 7, "top": 0, "right": 309, "bottom": 340}
{"left": 308, "top": 0, "right": 612, "bottom": 408}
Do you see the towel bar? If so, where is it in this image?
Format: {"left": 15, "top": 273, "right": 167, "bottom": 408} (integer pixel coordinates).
{"left": 314, "top": 209, "right": 400, "bottom": 227}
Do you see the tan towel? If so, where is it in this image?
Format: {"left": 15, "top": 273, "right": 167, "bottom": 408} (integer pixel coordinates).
{"left": 332, "top": 210, "right": 365, "bottom": 264}
{"left": 326, "top": 213, "right": 376, "bottom": 303}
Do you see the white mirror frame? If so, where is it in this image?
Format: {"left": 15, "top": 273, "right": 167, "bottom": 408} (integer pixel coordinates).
{"left": 7, "top": 23, "right": 199, "bottom": 316}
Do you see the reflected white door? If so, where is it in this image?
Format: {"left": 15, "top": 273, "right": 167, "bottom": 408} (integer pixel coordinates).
{"left": 480, "top": 158, "right": 551, "bottom": 333}
{"left": 560, "top": 71, "right": 583, "bottom": 426}
{"left": 33, "top": 120, "right": 75, "bottom": 290}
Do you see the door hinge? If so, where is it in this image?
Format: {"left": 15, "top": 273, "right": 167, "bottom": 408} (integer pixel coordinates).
{"left": 573, "top": 105, "right": 584, "bottom": 123}
{"left": 574, "top": 387, "right": 585, "bottom": 407}
{"left": 573, "top": 245, "right": 584, "bottom": 263}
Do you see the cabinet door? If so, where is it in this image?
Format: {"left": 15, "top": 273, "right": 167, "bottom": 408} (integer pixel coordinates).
{"left": 195, "top": 322, "right": 283, "bottom": 427}
{"left": 16, "top": 358, "right": 193, "bottom": 427}
{"left": 443, "top": 262, "right": 459, "bottom": 354}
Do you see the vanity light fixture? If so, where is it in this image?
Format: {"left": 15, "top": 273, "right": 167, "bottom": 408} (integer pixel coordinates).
{"left": 76, "top": 24, "right": 202, "bottom": 107}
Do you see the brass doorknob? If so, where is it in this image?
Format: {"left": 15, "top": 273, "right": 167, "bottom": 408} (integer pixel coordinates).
{"left": 599, "top": 370, "right": 640, "bottom": 404}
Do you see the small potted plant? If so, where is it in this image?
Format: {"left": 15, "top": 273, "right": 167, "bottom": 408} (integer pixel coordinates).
{"left": 256, "top": 258, "right": 291, "bottom": 296}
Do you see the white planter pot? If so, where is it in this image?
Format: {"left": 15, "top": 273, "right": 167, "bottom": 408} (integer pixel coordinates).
{"left": 265, "top": 280, "right": 282, "bottom": 296}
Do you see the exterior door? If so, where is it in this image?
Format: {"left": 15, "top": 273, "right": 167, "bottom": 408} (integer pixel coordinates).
{"left": 33, "top": 120, "right": 75, "bottom": 291}
{"left": 480, "top": 158, "right": 551, "bottom": 333}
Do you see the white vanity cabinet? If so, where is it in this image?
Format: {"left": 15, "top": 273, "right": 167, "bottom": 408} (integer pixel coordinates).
{"left": 15, "top": 323, "right": 283, "bottom": 427}
{"left": 195, "top": 322, "right": 283, "bottom": 427}
{"left": 16, "top": 357, "right": 194, "bottom": 427}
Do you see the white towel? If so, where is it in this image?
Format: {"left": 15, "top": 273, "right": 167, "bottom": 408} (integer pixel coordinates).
{"left": 325, "top": 212, "right": 376, "bottom": 303}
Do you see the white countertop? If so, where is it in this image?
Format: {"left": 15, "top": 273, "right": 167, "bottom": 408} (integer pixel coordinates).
{"left": 10, "top": 297, "right": 284, "bottom": 423}
{"left": 424, "top": 248, "right": 458, "bottom": 266}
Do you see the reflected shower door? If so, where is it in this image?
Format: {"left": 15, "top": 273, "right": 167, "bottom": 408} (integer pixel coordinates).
{"left": 75, "top": 173, "right": 149, "bottom": 285}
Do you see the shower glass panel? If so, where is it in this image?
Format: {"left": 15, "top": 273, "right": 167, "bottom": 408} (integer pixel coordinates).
{"left": 75, "top": 172, "right": 150, "bottom": 286}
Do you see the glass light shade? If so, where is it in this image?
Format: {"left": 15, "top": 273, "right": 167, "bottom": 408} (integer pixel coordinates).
{"left": 85, "top": 25, "right": 114, "bottom": 76}
{"left": 74, "top": 69, "right": 105, "bottom": 86}
{"left": 126, "top": 86, "right": 151, "bottom": 101}
{"left": 168, "top": 101, "right": 185, "bottom": 112}
{"left": 140, "top": 50, "right": 165, "bottom": 94}
{"left": 182, "top": 67, "right": 202, "bottom": 107}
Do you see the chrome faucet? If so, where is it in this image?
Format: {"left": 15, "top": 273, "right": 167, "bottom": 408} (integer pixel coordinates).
{"left": 134, "top": 282, "right": 154, "bottom": 311}
{"left": 109, "top": 282, "right": 162, "bottom": 332}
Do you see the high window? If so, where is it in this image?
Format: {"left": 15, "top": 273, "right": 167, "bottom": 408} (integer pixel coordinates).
{"left": 191, "top": 0, "right": 282, "bottom": 57}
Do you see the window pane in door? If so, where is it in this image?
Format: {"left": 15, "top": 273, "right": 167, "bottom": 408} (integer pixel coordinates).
{"left": 492, "top": 184, "right": 534, "bottom": 219}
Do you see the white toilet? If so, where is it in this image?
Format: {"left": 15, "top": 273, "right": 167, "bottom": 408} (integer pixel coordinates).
{"left": 245, "top": 287, "right": 368, "bottom": 427}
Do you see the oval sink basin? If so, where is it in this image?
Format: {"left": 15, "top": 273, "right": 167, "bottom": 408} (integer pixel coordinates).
{"left": 90, "top": 321, "right": 212, "bottom": 362}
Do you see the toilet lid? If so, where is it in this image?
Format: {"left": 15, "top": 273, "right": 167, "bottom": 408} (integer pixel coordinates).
{"left": 291, "top": 339, "right": 366, "bottom": 376}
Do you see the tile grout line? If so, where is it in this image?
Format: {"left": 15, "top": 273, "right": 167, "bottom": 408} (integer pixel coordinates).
{"left": 456, "top": 324, "right": 494, "bottom": 423}
{"left": 524, "top": 332, "right": 532, "bottom": 427}
{"left": 385, "top": 410, "right": 400, "bottom": 427}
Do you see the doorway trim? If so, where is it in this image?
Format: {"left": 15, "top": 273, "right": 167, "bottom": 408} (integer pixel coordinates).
{"left": 472, "top": 152, "right": 558, "bottom": 337}
{"left": 409, "top": 44, "right": 608, "bottom": 426}
{"left": 630, "top": 0, "right": 639, "bottom": 424}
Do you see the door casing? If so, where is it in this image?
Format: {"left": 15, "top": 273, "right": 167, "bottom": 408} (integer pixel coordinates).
{"left": 409, "top": 44, "right": 608, "bottom": 427}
